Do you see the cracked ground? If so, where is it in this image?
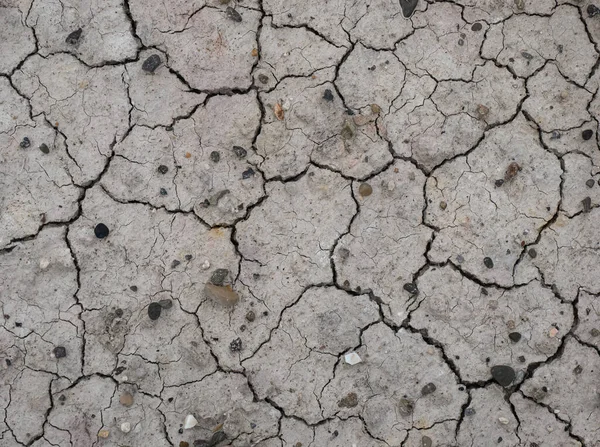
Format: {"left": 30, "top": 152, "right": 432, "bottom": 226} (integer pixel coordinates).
{"left": 2, "top": 0, "right": 600, "bottom": 446}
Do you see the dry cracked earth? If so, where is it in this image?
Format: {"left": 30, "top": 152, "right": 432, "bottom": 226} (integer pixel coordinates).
{"left": 2, "top": 0, "right": 600, "bottom": 446}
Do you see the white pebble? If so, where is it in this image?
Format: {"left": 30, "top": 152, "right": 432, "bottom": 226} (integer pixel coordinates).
{"left": 184, "top": 414, "right": 198, "bottom": 429}
{"left": 201, "top": 260, "right": 211, "bottom": 270}
{"left": 344, "top": 352, "right": 362, "bottom": 365}
{"left": 498, "top": 417, "right": 509, "bottom": 425}
{"left": 39, "top": 259, "right": 50, "bottom": 270}
{"left": 120, "top": 422, "right": 131, "bottom": 433}
{"left": 282, "top": 100, "right": 291, "bottom": 110}
{"left": 387, "top": 181, "right": 395, "bottom": 191}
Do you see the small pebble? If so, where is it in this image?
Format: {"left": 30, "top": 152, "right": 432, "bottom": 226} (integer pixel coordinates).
{"left": 498, "top": 417, "right": 509, "bottom": 425}
{"left": 518, "top": 355, "right": 526, "bottom": 363}
{"left": 242, "top": 168, "right": 255, "bottom": 179}
{"left": 528, "top": 248, "right": 537, "bottom": 258}
{"left": 226, "top": 6, "right": 242, "bottom": 22}
{"left": 171, "top": 259, "right": 181, "bottom": 268}
{"left": 94, "top": 223, "right": 110, "bottom": 239}
{"left": 582, "top": 196, "right": 592, "bottom": 213}
{"left": 20, "top": 137, "right": 31, "bottom": 148}
{"left": 491, "top": 365, "right": 515, "bottom": 387}
{"left": 574, "top": 364, "right": 583, "bottom": 374}
{"left": 142, "top": 54, "right": 162, "bottom": 73}
{"left": 39, "top": 143, "right": 50, "bottom": 154}
{"left": 323, "top": 89, "right": 334, "bottom": 102}
{"left": 180, "top": 442, "right": 190, "bottom": 447}
{"left": 338, "top": 392, "right": 358, "bottom": 408}
{"left": 456, "top": 254, "right": 464, "bottom": 264}
{"left": 201, "top": 260, "right": 211, "bottom": 270}
{"left": 440, "top": 201, "right": 447, "bottom": 210}
{"left": 589, "top": 4, "right": 600, "bottom": 18}
{"left": 148, "top": 302, "right": 162, "bottom": 320}
{"left": 422, "top": 436, "right": 433, "bottom": 447}
{"left": 483, "top": 257, "right": 494, "bottom": 269}
{"left": 464, "top": 407, "right": 476, "bottom": 416}
{"left": 158, "top": 299, "right": 173, "bottom": 309}
{"left": 508, "top": 332, "right": 521, "bottom": 342}
{"left": 210, "top": 432, "right": 226, "bottom": 444}
{"left": 230, "top": 337, "right": 243, "bottom": 352}
{"left": 358, "top": 183, "right": 373, "bottom": 197}
{"left": 495, "top": 179, "right": 504, "bottom": 187}
{"left": 344, "top": 352, "right": 362, "bottom": 365}
{"left": 582, "top": 129, "right": 594, "bottom": 140}
{"left": 210, "top": 268, "right": 229, "bottom": 286}
{"left": 98, "top": 429, "right": 109, "bottom": 438}
{"left": 65, "top": 28, "right": 82, "bottom": 44}
{"left": 471, "top": 22, "right": 483, "bottom": 31}
{"left": 521, "top": 51, "right": 533, "bottom": 60}
{"left": 586, "top": 179, "right": 595, "bottom": 188}
{"left": 184, "top": 414, "right": 198, "bottom": 429}
{"left": 548, "top": 327, "right": 559, "bottom": 338}
{"left": 232, "top": 146, "right": 247, "bottom": 158}
{"left": 53, "top": 346, "right": 67, "bottom": 358}
{"left": 157, "top": 165, "right": 169, "bottom": 174}
{"left": 120, "top": 422, "right": 131, "bottom": 433}
{"left": 591, "top": 328, "right": 599, "bottom": 337}
{"left": 160, "top": 188, "right": 168, "bottom": 196}
{"left": 258, "top": 74, "right": 269, "bottom": 84}
{"left": 246, "top": 311, "right": 256, "bottom": 322}
{"left": 398, "top": 398, "right": 414, "bottom": 416}
{"left": 421, "top": 382, "right": 436, "bottom": 396}
{"left": 210, "top": 151, "right": 221, "bottom": 163}
{"left": 403, "top": 283, "right": 418, "bottom": 295}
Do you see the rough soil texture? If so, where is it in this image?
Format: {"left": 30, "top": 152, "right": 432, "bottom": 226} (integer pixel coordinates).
{"left": 1, "top": 0, "right": 600, "bottom": 446}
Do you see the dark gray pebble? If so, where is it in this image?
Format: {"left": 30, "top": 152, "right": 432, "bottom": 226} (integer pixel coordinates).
{"left": 422, "top": 436, "right": 432, "bottom": 447}
{"left": 130, "top": 285, "right": 138, "bottom": 292}
{"left": 403, "top": 282, "right": 418, "bottom": 295}
{"left": 471, "top": 23, "right": 482, "bottom": 31}
{"left": 193, "top": 440, "right": 210, "bottom": 447}
{"left": 491, "top": 365, "right": 515, "bottom": 387}
{"left": 323, "top": 89, "right": 334, "bottom": 101}
{"left": 458, "top": 39, "right": 464, "bottom": 46}
{"left": 574, "top": 364, "right": 583, "bottom": 374}
{"left": 518, "top": 355, "right": 526, "bottom": 363}
{"left": 226, "top": 6, "right": 242, "bottom": 22}
{"left": 528, "top": 248, "right": 537, "bottom": 258}
{"left": 483, "top": 257, "right": 494, "bottom": 269}
{"left": 258, "top": 73, "right": 269, "bottom": 84}
{"left": 582, "top": 196, "right": 592, "bottom": 213}
{"left": 210, "top": 151, "right": 221, "bottom": 163}
{"left": 157, "top": 165, "right": 168, "bottom": 174}
{"left": 20, "top": 137, "right": 31, "bottom": 148}
{"left": 421, "top": 382, "right": 436, "bottom": 396}
{"left": 65, "top": 28, "right": 82, "bottom": 45}
{"left": 242, "top": 168, "right": 255, "bottom": 179}
{"left": 39, "top": 143, "right": 50, "bottom": 154}
{"left": 464, "top": 407, "right": 476, "bottom": 416}
{"left": 495, "top": 179, "right": 504, "bottom": 187}
{"left": 399, "top": 0, "right": 419, "bottom": 18}
{"left": 246, "top": 310, "right": 256, "bottom": 322}
{"left": 142, "top": 54, "right": 162, "bottom": 73}
{"left": 508, "top": 332, "right": 521, "bottom": 342}
{"left": 582, "top": 129, "right": 594, "bottom": 140}
{"left": 148, "top": 302, "right": 162, "bottom": 320}
{"left": 171, "top": 259, "right": 180, "bottom": 268}
{"left": 160, "top": 188, "right": 168, "bottom": 196}
{"left": 115, "top": 308, "right": 124, "bottom": 317}
{"left": 185, "top": 254, "right": 193, "bottom": 261}
{"left": 586, "top": 179, "right": 595, "bottom": 188}
{"left": 588, "top": 4, "right": 600, "bottom": 17}
{"left": 94, "top": 223, "right": 109, "bottom": 239}
{"left": 210, "top": 268, "right": 229, "bottom": 286}
{"left": 521, "top": 51, "right": 533, "bottom": 60}
{"left": 158, "top": 299, "right": 173, "bottom": 309}
{"left": 53, "top": 346, "right": 67, "bottom": 358}
{"left": 210, "top": 432, "right": 227, "bottom": 444}
{"left": 233, "top": 146, "right": 247, "bottom": 158}
{"left": 229, "top": 337, "right": 242, "bottom": 352}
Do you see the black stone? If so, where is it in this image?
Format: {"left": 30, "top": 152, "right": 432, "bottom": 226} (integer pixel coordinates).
{"left": 226, "top": 6, "right": 242, "bottom": 22}
{"left": 242, "top": 168, "right": 255, "bottom": 179}
{"left": 232, "top": 146, "right": 247, "bottom": 158}
{"left": 142, "top": 54, "right": 162, "bottom": 73}
{"left": 229, "top": 337, "right": 242, "bottom": 352}
{"left": 403, "top": 282, "right": 418, "bottom": 295}
{"left": 115, "top": 308, "right": 124, "bottom": 317}
{"left": 528, "top": 248, "right": 537, "bottom": 258}
{"left": 160, "top": 188, "right": 168, "bottom": 196}
{"left": 65, "top": 28, "right": 82, "bottom": 45}
{"left": 171, "top": 259, "right": 180, "bottom": 268}
{"left": 582, "top": 129, "right": 594, "bottom": 140}
{"left": 495, "top": 179, "right": 504, "bottom": 187}
{"left": 130, "top": 285, "right": 138, "bottom": 292}
{"left": 53, "top": 346, "right": 67, "bottom": 358}
{"left": 148, "top": 302, "right": 162, "bottom": 320}
{"left": 582, "top": 196, "right": 592, "bottom": 213}
{"left": 521, "top": 52, "right": 533, "bottom": 60}
{"left": 399, "top": 0, "right": 419, "bottom": 18}
{"left": 518, "top": 355, "right": 526, "bottom": 363}
{"left": 574, "top": 364, "right": 583, "bottom": 374}
{"left": 94, "top": 223, "right": 110, "bottom": 239}
{"left": 185, "top": 254, "right": 193, "bottom": 261}
{"left": 210, "top": 151, "right": 221, "bottom": 163}
{"left": 20, "top": 137, "right": 31, "bottom": 148}
{"left": 464, "top": 407, "right": 476, "bottom": 416}
{"left": 323, "top": 89, "right": 334, "bottom": 102}
{"left": 471, "top": 23, "right": 483, "bottom": 32}
{"left": 483, "top": 257, "right": 494, "bottom": 269}
{"left": 490, "top": 365, "right": 515, "bottom": 387}
{"left": 39, "top": 143, "right": 50, "bottom": 154}
{"left": 210, "top": 268, "right": 229, "bottom": 286}
{"left": 586, "top": 179, "right": 595, "bottom": 188}
{"left": 58, "top": 394, "right": 66, "bottom": 401}
{"left": 421, "top": 382, "right": 436, "bottom": 396}
{"left": 157, "top": 165, "right": 169, "bottom": 174}
{"left": 588, "top": 4, "right": 600, "bottom": 17}
{"left": 508, "top": 332, "right": 521, "bottom": 342}
{"left": 258, "top": 73, "right": 269, "bottom": 84}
